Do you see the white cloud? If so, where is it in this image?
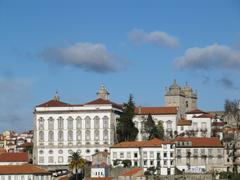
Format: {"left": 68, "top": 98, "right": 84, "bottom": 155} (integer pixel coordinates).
{"left": 174, "top": 44, "right": 240, "bottom": 71}
{"left": 41, "top": 42, "right": 124, "bottom": 73}
{"left": 128, "top": 28, "right": 179, "bottom": 48}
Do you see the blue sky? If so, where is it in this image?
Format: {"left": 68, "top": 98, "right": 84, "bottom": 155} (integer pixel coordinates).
{"left": 0, "top": 0, "right": 240, "bottom": 132}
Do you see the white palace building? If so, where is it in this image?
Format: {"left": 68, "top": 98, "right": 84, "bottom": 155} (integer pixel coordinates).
{"left": 33, "top": 85, "right": 122, "bottom": 166}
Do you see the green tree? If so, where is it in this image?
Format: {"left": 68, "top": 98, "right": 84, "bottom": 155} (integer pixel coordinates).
{"left": 144, "top": 114, "right": 160, "bottom": 140}
{"left": 156, "top": 121, "right": 164, "bottom": 140}
{"left": 116, "top": 94, "right": 139, "bottom": 142}
{"left": 69, "top": 152, "right": 85, "bottom": 180}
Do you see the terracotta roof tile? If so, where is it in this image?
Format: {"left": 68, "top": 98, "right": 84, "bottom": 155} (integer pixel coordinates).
{"left": 193, "top": 113, "right": 215, "bottom": 118}
{"left": 0, "top": 164, "right": 50, "bottom": 175}
{"left": 36, "top": 99, "right": 71, "bottom": 107}
{"left": 135, "top": 106, "right": 177, "bottom": 115}
{"left": 0, "top": 152, "right": 28, "bottom": 162}
{"left": 121, "top": 167, "right": 143, "bottom": 176}
{"left": 111, "top": 138, "right": 173, "bottom": 148}
{"left": 175, "top": 137, "right": 223, "bottom": 147}
{"left": 85, "top": 98, "right": 122, "bottom": 109}
{"left": 186, "top": 109, "right": 206, "bottom": 114}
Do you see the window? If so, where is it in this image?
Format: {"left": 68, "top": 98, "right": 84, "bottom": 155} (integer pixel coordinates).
{"left": 76, "top": 116, "right": 82, "bottom": 129}
{"left": 58, "top": 131, "right": 63, "bottom": 141}
{"left": 170, "top": 152, "right": 173, "bottom": 157}
{"left": 201, "top": 122, "right": 206, "bottom": 129}
{"left": 85, "top": 116, "right": 91, "bottom": 129}
{"left": 164, "top": 152, "right": 167, "bottom": 158}
{"left": 48, "top": 131, "right": 54, "bottom": 142}
{"left": 150, "top": 160, "right": 154, "bottom": 165}
{"left": 39, "top": 131, "right": 44, "bottom": 142}
{"left": 113, "top": 152, "right": 117, "bottom": 158}
{"left": 86, "top": 149, "right": 90, "bottom": 153}
{"left": 103, "top": 116, "right": 109, "bottom": 128}
{"left": 39, "top": 150, "right": 44, "bottom": 154}
{"left": 67, "top": 116, "right": 73, "bottom": 129}
{"left": 48, "top": 156, "right": 54, "bottom": 163}
{"left": 58, "top": 156, "right": 63, "bottom": 163}
{"left": 94, "top": 130, "right": 99, "bottom": 141}
{"left": 94, "top": 116, "right": 100, "bottom": 129}
{"left": 85, "top": 130, "right": 91, "bottom": 141}
{"left": 167, "top": 120, "right": 172, "bottom": 129}
{"left": 170, "top": 160, "right": 174, "bottom": 165}
{"left": 39, "top": 156, "right": 44, "bottom": 163}
{"left": 120, "top": 152, "right": 124, "bottom": 158}
{"left": 127, "top": 152, "right": 131, "bottom": 158}
{"left": 58, "top": 117, "right": 64, "bottom": 129}
{"left": 38, "top": 117, "right": 44, "bottom": 130}
{"left": 48, "top": 150, "right": 53, "bottom": 154}
{"left": 186, "top": 101, "right": 188, "bottom": 108}
{"left": 134, "top": 152, "right": 138, "bottom": 158}
{"left": 68, "top": 130, "right": 73, "bottom": 141}
{"left": 194, "top": 149, "right": 198, "bottom": 154}
{"left": 218, "top": 149, "right": 223, "bottom": 154}
{"left": 58, "top": 149, "right": 63, "bottom": 154}
{"left": 177, "top": 149, "right": 181, "bottom": 155}
{"left": 48, "top": 117, "right": 54, "bottom": 130}
{"left": 143, "top": 151, "right": 147, "bottom": 159}
{"left": 181, "top": 126, "right": 184, "bottom": 131}
{"left": 193, "top": 122, "right": 198, "bottom": 130}
{"left": 163, "top": 145, "right": 167, "bottom": 149}
{"left": 77, "top": 130, "right": 82, "bottom": 141}
{"left": 144, "top": 160, "right": 147, "bottom": 166}
{"left": 134, "top": 161, "right": 138, "bottom": 166}
{"left": 201, "top": 149, "right": 205, "bottom": 155}
{"left": 208, "top": 149, "right": 212, "bottom": 155}
{"left": 103, "top": 129, "right": 108, "bottom": 140}
{"left": 164, "top": 160, "right": 167, "bottom": 165}
{"left": 150, "top": 151, "right": 154, "bottom": 158}
{"left": 157, "top": 152, "right": 161, "bottom": 160}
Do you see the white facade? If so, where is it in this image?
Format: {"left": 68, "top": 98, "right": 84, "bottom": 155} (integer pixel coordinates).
{"left": 0, "top": 174, "right": 52, "bottom": 180}
{"left": 33, "top": 86, "right": 122, "bottom": 166}
{"left": 110, "top": 139, "right": 175, "bottom": 175}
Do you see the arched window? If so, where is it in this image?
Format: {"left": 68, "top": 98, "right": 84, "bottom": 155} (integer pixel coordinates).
{"left": 48, "top": 131, "right": 54, "bottom": 142}
{"left": 67, "top": 116, "right": 73, "bottom": 129}
{"left": 38, "top": 117, "right": 44, "bottom": 130}
{"left": 58, "top": 131, "right": 63, "bottom": 141}
{"left": 103, "top": 116, "right": 109, "bottom": 128}
{"left": 68, "top": 130, "right": 73, "bottom": 141}
{"left": 85, "top": 130, "right": 91, "bottom": 141}
{"left": 39, "top": 131, "right": 44, "bottom": 142}
{"left": 48, "top": 117, "right": 54, "bottom": 130}
{"left": 76, "top": 116, "right": 82, "bottom": 129}
{"left": 94, "top": 130, "right": 99, "bottom": 141}
{"left": 76, "top": 130, "right": 82, "bottom": 141}
{"left": 94, "top": 116, "right": 100, "bottom": 129}
{"left": 85, "top": 116, "right": 91, "bottom": 129}
{"left": 103, "top": 129, "right": 108, "bottom": 140}
{"left": 58, "top": 117, "right": 64, "bottom": 129}
{"left": 167, "top": 120, "right": 172, "bottom": 129}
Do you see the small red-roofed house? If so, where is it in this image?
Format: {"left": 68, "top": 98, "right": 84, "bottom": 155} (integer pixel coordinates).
{"left": 110, "top": 138, "right": 175, "bottom": 175}
{"left": 118, "top": 167, "right": 145, "bottom": 180}
{"left": 0, "top": 152, "right": 28, "bottom": 165}
{"left": 0, "top": 164, "right": 52, "bottom": 179}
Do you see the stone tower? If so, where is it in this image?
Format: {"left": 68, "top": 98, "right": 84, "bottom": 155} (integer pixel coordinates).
{"left": 97, "top": 84, "right": 110, "bottom": 100}
{"left": 165, "top": 80, "right": 197, "bottom": 116}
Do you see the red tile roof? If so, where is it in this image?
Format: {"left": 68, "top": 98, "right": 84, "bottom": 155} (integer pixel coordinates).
{"left": 111, "top": 138, "right": 174, "bottom": 148}
{"left": 0, "top": 149, "right": 6, "bottom": 155}
{"left": 0, "top": 152, "right": 28, "bottom": 162}
{"left": 0, "top": 164, "right": 50, "bottom": 175}
{"left": 135, "top": 106, "right": 177, "bottom": 115}
{"left": 85, "top": 98, "right": 122, "bottom": 109}
{"left": 193, "top": 113, "right": 215, "bottom": 118}
{"left": 175, "top": 137, "right": 223, "bottom": 147}
{"left": 212, "top": 122, "right": 225, "bottom": 126}
{"left": 36, "top": 99, "right": 71, "bottom": 107}
{"left": 177, "top": 119, "right": 192, "bottom": 126}
{"left": 186, "top": 109, "right": 206, "bottom": 114}
{"left": 121, "top": 167, "right": 143, "bottom": 176}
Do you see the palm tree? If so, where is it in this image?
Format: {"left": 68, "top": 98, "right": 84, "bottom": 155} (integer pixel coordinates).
{"left": 69, "top": 151, "right": 85, "bottom": 180}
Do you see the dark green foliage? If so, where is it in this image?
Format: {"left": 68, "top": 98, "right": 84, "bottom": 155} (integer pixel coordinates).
{"left": 156, "top": 121, "right": 164, "bottom": 140}
{"left": 122, "top": 159, "right": 132, "bottom": 167}
{"left": 116, "top": 95, "right": 139, "bottom": 142}
{"left": 144, "top": 114, "right": 160, "bottom": 140}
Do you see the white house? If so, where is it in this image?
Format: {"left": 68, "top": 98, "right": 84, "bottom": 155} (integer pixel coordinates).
{"left": 133, "top": 106, "right": 179, "bottom": 140}
{"left": 33, "top": 85, "right": 122, "bottom": 166}
{"left": 110, "top": 138, "right": 175, "bottom": 175}
{"left": 0, "top": 164, "right": 52, "bottom": 180}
